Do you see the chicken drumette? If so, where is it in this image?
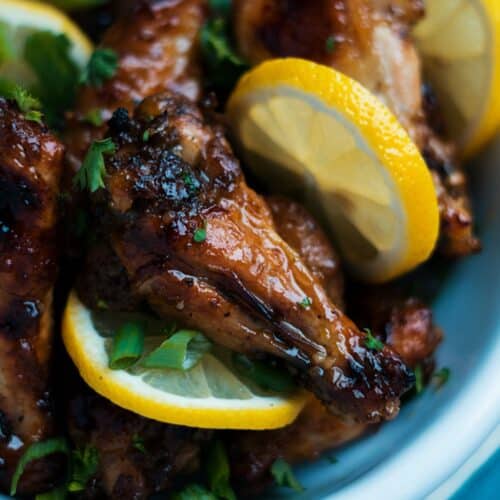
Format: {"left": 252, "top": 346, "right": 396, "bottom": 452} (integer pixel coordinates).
{"left": 233, "top": 0, "right": 480, "bottom": 256}
{"left": 0, "top": 100, "right": 64, "bottom": 494}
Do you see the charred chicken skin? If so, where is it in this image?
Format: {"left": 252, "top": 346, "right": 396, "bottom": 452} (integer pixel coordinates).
{"left": 0, "top": 100, "right": 63, "bottom": 494}
{"left": 81, "top": 92, "right": 413, "bottom": 423}
{"left": 232, "top": 0, "right": 480, "bottom": 256}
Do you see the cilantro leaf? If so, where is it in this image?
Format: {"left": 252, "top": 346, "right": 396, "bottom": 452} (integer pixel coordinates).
{"left": 325, "top": 35, "right": 336, "bottom": 54}
{"left": 414, "top": 364, "right": 424, "bottom": 394}
{"left": 81, "top": 48, "right": 118, "bottom": 87}
{"left": 172, "top": 484, "right": 217, "bottom": 500}
{"left": 24, "top": 31, "right": 80, "bottom": 125}
{"left": 200, "top": 17, "right": 248, "bottom": 92}
{"left": 193, "top": 225, "right": 207, "bottom": 243}
{"left": 68, "top": 445, "right": 99, "bottom": 492}
{"left": 364, "top": 328, "right": 384, "bottom": 351}
{"left": 0, "top": 81, "right": 44, "bottom": 124}
{"left": 206, "top": 441, "right": 236, "bottom": 500}
{"left": 298, "top": 296, "right": 312, "bottom": 309}
{"left": 132, "top": 434, "right": 146, "bottom": 453}
{"left": 271, "top": 458, "right": 304, "bottom": 492}
{"left": 84, "top": 108, "right": 104, "bottom": 126}
{"left": 433, "top": 367, "right": 450, "bottom": 389}
{"left": 73, "top": 138, "right": 116, "bottom": 192}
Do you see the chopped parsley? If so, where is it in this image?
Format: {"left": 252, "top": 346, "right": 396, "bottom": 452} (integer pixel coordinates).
{"left": 183, "top": 173, "right": 199, "bottom": 192}
{"left": 132, "top": 434, "right": 146, "bottom": 453}
{"left": 325, "top": 35, "right": 336, "bottom": 54}
{"left": 24, "top": 31, "right": 80, "bottom": 125}
{"left": 364, "top": 328, "right": 384, "bottom": 351}
{"left": 193, "top": 224, "right": 207, "bottom": 243}
{"left": 432, "top": 367, "right": 450, "bottom": 389}
{"left": 206, "top": 440, "right": 236, "bottom": 500}
{"left": 142, "top": 129, "right": 150, "bottom": 142}
{"left": 298, "top": 296, "right": 312, "bottom": 309}
{"left": 414, "top": 364, "right": 424, "bottom": 394}
{"left": 270, "top": 458, "right": 304, "bottom": 492}
{"left": 0, "top": 82, "right": 44, "bottom": 124}
{"left": 172, "top": 484, "right": 217, "bottom": 500}
{"left": 73, "top": 138, "right": 116, "bottom": 192}
{"left": 199, "top": 15, "right": 249, "bottom": 92}
{"left": 80, "top": 48, "right": 118, "bottom": 87}
{"left": 68, "top": 445, "right": 99, "bottom": 492}
{"left": 84, "top": 108, "right": 104, "bottom": 127}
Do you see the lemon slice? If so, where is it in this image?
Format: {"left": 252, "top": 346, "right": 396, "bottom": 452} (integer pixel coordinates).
{"left": 62, "top": 291, "right": 307, "bottom": 430}
{"left": 226, "top": 58, "right": 439, "bottom": 283}
{"left": 0, "top": 0, "right": 92, "bottom": 86}
{"left": 413, "top": 0, "right": 500, "bottom": 157}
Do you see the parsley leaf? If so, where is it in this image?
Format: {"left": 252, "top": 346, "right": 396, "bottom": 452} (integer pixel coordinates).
{"left": 81, "top": 48, "right": 118, "bottom": 87}
{"left": 73, "top": 138, "right": 116, "bottom": 192}
{"left": 200, "top": 17, "right": 248, "bottom": 92}
{"left": 24, "top": 31, "right": 80, "bottom": 126}
{"left": 206, "top": 440, "right": 236, "bottom": 500}
{"left": 414, "top": 364, "right": 424, "bottom": 394}
{"left": 271, "top": 458, "right": 304, "bottom": 492}
{"left": 172, "top": 483, "right": 217, "bottom": 500}
{"left": 325, "top": 35, "right": 336, "bottom": 54}
{"left": 298, "top": 296, "right": 312, "bottom": 309}
{"left": 364, "top": 328, "right": 384, "bottom": 351}
{"left": 193, "top": 224, "right": 207, "bottom": 243}
{"left": 68, "top": 445, "right": 99, "bottom": 492}
{"left": 84, "top": 108, "right": 104, "bottom": 126}
{"left": 132, "top": 434, "right": 146, "bottom": 453}
{"left": 433, "top": 367, "right": 450, "bottom": 389}
{"left": 0, "top": 81, "right": 44, "bottom": 124}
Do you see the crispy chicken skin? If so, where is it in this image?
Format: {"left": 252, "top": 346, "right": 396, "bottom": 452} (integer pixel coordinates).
{"left": 64, "top": 0, "right": 207, "bottom": 174}
{"left": 233, "top": 0, "right": 480, "bottom": 256}
{"left": 81, "top": 92, "right": 413, "bottom": 423}
{"left": 68, "top": 390, "right": 212, "bottom": 499}
{"left": 0, "top": 100, "right": 63, "bottom": 494}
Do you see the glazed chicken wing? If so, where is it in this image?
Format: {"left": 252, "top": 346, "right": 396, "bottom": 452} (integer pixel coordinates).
{"left": 64, "top": 0, "right": 207, "bottom": 174}
{"left": 233, "top": 0, "right": 479, "bottom": 256}
{"left": 81, "top": 92, "right": 413, "bottom": 423}
{"left": 0, "top": 100, "right": 63, "bottom": 494}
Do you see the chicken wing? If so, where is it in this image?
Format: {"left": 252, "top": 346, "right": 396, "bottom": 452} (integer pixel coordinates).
{"left": 80, "top": 92, "right": 413, "bottom": 423}
{"left": 0, "top": 100, "right": 64, "bottom": 494}
{"left": 64, "top": 0, "right": 207, "bottom": 174}
{"left": 233, "top": 0, "right": 479, "bottom": 256}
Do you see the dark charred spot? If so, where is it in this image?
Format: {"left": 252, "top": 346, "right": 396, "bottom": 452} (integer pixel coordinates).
{"left": 0, "top": 411, "right": 12, "bottom": 441}
{"left": 108, "top": 107, "right": 133, "bottom": 135}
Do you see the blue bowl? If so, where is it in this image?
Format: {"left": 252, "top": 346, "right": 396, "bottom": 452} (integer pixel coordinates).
{"left": 266, "top": 138, "right": 500, "bottom": 499}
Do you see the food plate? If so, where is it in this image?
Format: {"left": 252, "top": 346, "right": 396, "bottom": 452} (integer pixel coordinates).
{"left": 261, "top": 137, "right": 500, "bottom": 499}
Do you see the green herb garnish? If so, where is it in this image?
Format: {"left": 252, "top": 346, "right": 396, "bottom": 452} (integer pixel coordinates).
{"left": 0, "top": 82, "right": 44, "bottom": 123}
{"left": 432, "top": 367, "right": 450, "bottom": 389}
{"left": 142, "top": 129, "right": 150, "bottom": 142}
{"left": 142, "top": 330, "right": 211, "bottom": 370}
{"left": 24, "top": 31, "right": 80, "bottom": 125}
{"left": 84, "top": 108, "right": 104, "bottom": 126}
{"left": 172, "top": 484, "right": 217, "bottom": 500}
{"left": 298, "top": 296, "right": 312, "bottom": 309}
{"left": 325, "top": 35, "right": 336, "bottom": 54}
{"left": 364, "top": 328, "right": 384, "bottom": 351}
{"left": 206, "top": 440, "right": 236, "bottom": 500}
{"left": 73, "top": 138, "right": 116, "bottom": 192}
{"left": 132, "top": 434, "right": 146, "bottom": 453}
{"left": 193, "top": 225, "right": 207, "bottom": 243}
{"left": 10, "top": 438, "right": 70, "bottom": 496}
{"left": 270, "top": 458, "right": 304, "bottom": 492}
{"left": 81, "top": 48, "right": 118, "bottom": 87}
{"left": 109, "top": 322, "right": 145, "bottom": 370}
{"left": 68, "top": 445, "right": 99, "bottom": 492}
{"left": 35, "top": 483, "right": 68, "bottom": 500}
{"left": 209, "top": 0, "right": 231, "bottom": 16}
{"left": 414, "top": 364, "right": 424, "bottom": 394}
{"left": 0, "top": 22, "right": 14, "bottom": 64}
{"left": 200, "top": 17, "right": 248, "bottom": 92}
{"left": 232, "top": 354, "right": 295, "bottom": 393}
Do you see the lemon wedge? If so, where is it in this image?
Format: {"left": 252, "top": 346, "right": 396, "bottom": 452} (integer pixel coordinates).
{"left": 0, "top": 0, "right": 92, "bottom": 86}
{"left": 413, "top": 0, "right": 500, "bottom": 157}
{"left": 226, "top": 58, "right": 439, "bottom": 283}
{"left": 62, "top": 291, "right": 307, "bottom": 430}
